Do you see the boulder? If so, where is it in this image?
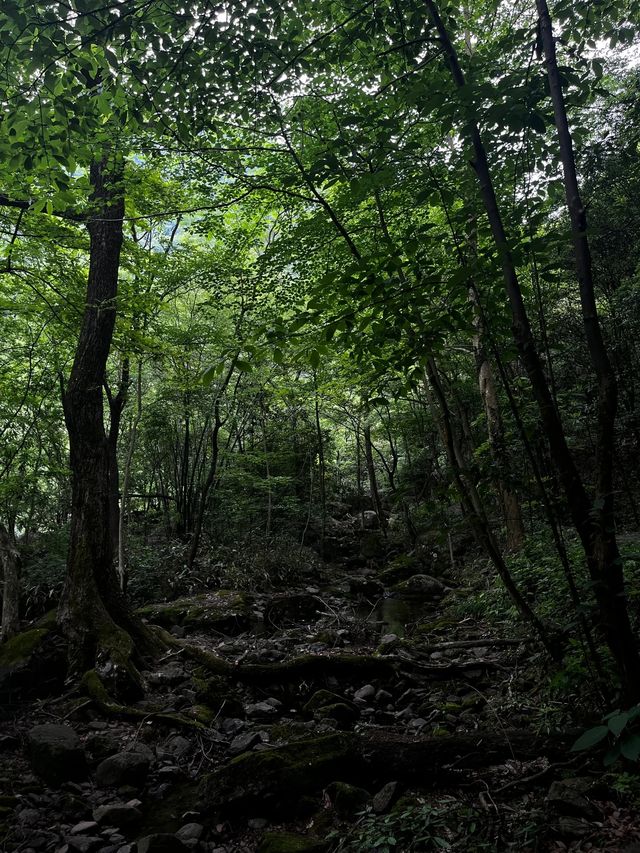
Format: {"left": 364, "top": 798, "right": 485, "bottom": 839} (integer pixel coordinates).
{"left": 325, "top": 781, "right": 370, "bottom": 817}
{"left": 27, "top": 723, "right": 87, "bottom": 786}
{"left": 200, "top": 734, "right": 360, "bottom": 816}
{"left": 547, "top": 779, "right": 599, "bottom": 821}
{"left": 95, "top": 751, "right": 150, "bottom": 788}
{"left": 0, "top": 628, "right": 66, "bottom": 716}
{"left": 391, "top": 574, "right": 447, "bottom": 599}
{"left": 137, "top": 591, "right": 254, "bottom": 635}
{"left": 93, "top": 801, "right": 142, "bottom": 828}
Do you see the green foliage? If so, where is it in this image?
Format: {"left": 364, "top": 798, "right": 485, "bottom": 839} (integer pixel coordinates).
{"left": 572, "top": 705, "right": 640, "bottom": 766}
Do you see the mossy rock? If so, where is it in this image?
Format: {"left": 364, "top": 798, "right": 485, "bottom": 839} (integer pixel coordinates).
{"left": 302, "top": 689, "right": 347, "bottom": 714}
{"left": 379, "top": 554, "right": 425, "bottom": 586}
{"left": 200, "top": 734, "right": 361, "bottom": 816}
{"left": 390, "top": 575, "right": 447, "bottom": 600}
{"left": 257, "top": 833, "right": 328, "bottom": 853}
{"left": 137, "top": 591, "right": 254, "bottom": 635}
{"left": 325, "top": 781, "right": 370, "bottom": 817}
{"left": 315, "top": 703, "right": 359, "bottom": 726}
{"left": 0, "top": 627, "right": 66, "bottom": 716}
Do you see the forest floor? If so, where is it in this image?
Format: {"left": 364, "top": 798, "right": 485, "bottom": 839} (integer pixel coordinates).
{"left": 2, "top": 532, "right": 640, "bottom": 853}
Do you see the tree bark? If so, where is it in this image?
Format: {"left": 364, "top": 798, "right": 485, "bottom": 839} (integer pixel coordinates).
{"left": 364, "top": 423, "right": 388, "bottom": 533}
{"left": 0, "top": 523, "right": 20, "bottom": 642}
{"left": 58, "top": 157, "right": 160, "bottom": 691}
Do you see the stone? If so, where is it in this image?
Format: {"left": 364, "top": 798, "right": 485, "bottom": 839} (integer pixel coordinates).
{"left": 175, "top": 823, "right": 204, "bottom": 842}
{"left": 166, "top": 736, "right": 191, "bottom": 757}
{"left": 27, "top": 724, "right": 87, "bottom": 787}
{"left": 378, "top": 634, "right": 398, "bottom": 647}
{"left": 392, "top": 574, "right": 446, "bottom": 599}
{"left": 95, "top": 752, "right": 149, "bottom": 788}
{"left": 373, "top": 781, "right": 398, "bottom": 814}
{"left": 0, "top": 628, "right": 66, "bottom": 715}
{"left": 92, "top": 802, "right": 142, "bottom": 828}
{"left": 314, "top": 703, "right": 359, "bottom": 726}
{"left": 170, "top": 626, "right": 186, "bottom": 639}
{"left": 65, "top": 837, "right": 103, "bottom": 853}
{"left": 136, "top": 834, "right": 189, "bottom": 853}
{"left": 551, "top": 816, "right": 591, "bottom": 839}
{"left": 547, "top": 779, "right": 599, "bottom": 821}
{"left": 229, "top": 732, "right": 261, "bottom": 756}
{"left": 70, "top": 821, "right": 99, "bottom": 834}
{"left": 302, "top": 690, "right": 346, "bottom": 714}
{"left": 85, "top": 732, "right": 121, "bottom": 764}
{"left": 354, "top": 685, "right": 375, "bottom": 701}
{"left": 245, "top": 701, "right": 280, "bottom": 719}
{"left": 326, "top": 781, "right": 370, "bottom": 817}
{"left": 248, "top": 817, "right": 268, "bottom": 829}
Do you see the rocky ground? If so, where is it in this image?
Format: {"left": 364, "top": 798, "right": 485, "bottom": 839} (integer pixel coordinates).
{"left": 2, "top": 528, "right": 640, "bottom": 853}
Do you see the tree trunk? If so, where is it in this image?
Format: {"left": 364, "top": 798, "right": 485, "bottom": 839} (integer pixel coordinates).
{"left": 425, "top": 0, "right": 640, "bottom": 697}
{"left": 118, "top": 360, "right": 142, "bottom": 590}
{"left": 470, "top": 289, "right": 525, "bottom": 550}
{"left": 58, "top": 157, "right": 160, "bottom": 693}
{"left": 0, "top": 523, "right": 20, "bottom": 642}
{"left": 364, "top": 424, "right": 388, "bottom": 533}
{"left": 107, "top": 358, "right": 129, "bottom": 558}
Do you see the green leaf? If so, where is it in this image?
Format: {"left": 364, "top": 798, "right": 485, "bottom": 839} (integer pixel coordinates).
{"left": 235, "top": 359, "right": 253, "bottom": 373}
{"left": 608, "top": 713, "right": 630, "bottom": 738}
{"left": 620, "top": 734, "right": 640, "bottom": 762}
{"left": 571, "top": 726, "right": 609, "bottom": 751}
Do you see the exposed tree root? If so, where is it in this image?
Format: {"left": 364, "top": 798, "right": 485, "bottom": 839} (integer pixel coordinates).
{"left": 81, "top": 669, "right": 205, "bottom": 730}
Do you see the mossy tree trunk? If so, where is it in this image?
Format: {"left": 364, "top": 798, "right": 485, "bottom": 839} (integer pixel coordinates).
{"left": 58, "top": 157, "right": 160, "bottom": 691}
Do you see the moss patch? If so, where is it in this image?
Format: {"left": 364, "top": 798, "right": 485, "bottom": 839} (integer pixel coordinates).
{"left": 137, "top": 590, "right": 253, "bottom": 634}
{"left": 0, "top": 628, "right": 48, "bottom": 668}
{"left": 257, "top": 833, "right": 328, "bottom": 853}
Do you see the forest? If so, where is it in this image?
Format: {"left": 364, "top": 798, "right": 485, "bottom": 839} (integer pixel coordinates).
{"left": 1, "top": 0, "right": 640, "bottom": 851}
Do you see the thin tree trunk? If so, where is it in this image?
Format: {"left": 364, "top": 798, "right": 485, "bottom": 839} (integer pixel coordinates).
{"left": 313, "top": 372, "right": 327, "bottom": 552}
{"left": 364, "top": 424, "right": 388, "bottom": 533}
{"left": 118, "top": 360, "right": 143, "bottom": 590}
{"left": 0, "top": 523, "right": 20, "bottom": 642}
{"left": 470, "top": 289, "right": 525, "bottom": 550}
{"left": 425, "top": 360, "right": 558, "bottom": 659}
{"left": 425, "top": 0, "right": 640, "bottom": 698}
{"left": 107, "top": 358, "right": 129, "bottom": 557}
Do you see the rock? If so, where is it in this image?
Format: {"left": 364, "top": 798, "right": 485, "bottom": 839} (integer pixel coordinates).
{"left": 264, "top": 594, "right": 319, "bottom": 627}
{"left": 302, "top": 690, "right": 347, "bottom": 714}
{"left": 65, "top": 837, "right": 103, "bottom": 853}
{"left": 93, "top": 802, "right": 142, "bottom": 828}
{"left": 70, "top": 821, "right": 99, "bottom": 835}
{"left": 0, "top": 627, "right": 66, "bottom": 715}
{"left": 137, "top": 591, "right": 253, "bottom": 635}
{"left": 246, "top": 701, "right": 280, "bottom": 719}
{"left": 551, "top": 816, "right": 591, "bottom": 839}
{"left": 373, "top": 781, "right": 398, "bottom": 813}
{"left": 378, "top": 634, "right": 398, "bottom": 648}
{"left": 348, "top": 577, "right": 384, "bottom": 599}
{"left": 175, "top": 823, "right": 204, "bottom": 842}
{"left": 547, "top": 779, "right": 599, "bottom": 820}
{"left": 391, "top": 574, "right": 446, "bottom": 599}
{"left": 165, "top": 736, "right": 191, "bottom": 758}
{"left": 170, "top": 626, "right": 186, "bottom": 639}
{"left": 354, "top": 685, "right": 375, "bottom": 702}
{"left": 136, "top": 835, "right": 189, "bottom": 853}
{"left": 85, "top": 732, "right": 121, "bottom": 764}
{"left": 201, "top": 734, "right": 356, "bottom": 816}
{"left": 27, "top": 724, "right": 87, "bottom": 787}
{"left": 359, "top": 532, "right": 385, "bottom": 560}
{"left": 229, "top": 732, "right": 262, "bottom": 756}
{"left": 248, "top": 817, "right": 269, "bottom": 829}
{"left": 95, "top": 752, "right": 149, "bottom": 788}
{"left": 326, "top": 781, "right": 370, "bottom": 817}
{"left": 257, "top": 833, "right": 328, "bottom": 853}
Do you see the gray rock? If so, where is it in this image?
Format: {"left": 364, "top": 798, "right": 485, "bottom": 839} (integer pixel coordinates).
{"left": 70, "top": 821, "right": 99, "bottom": 834}
{"left": 166, "top": 736, "right": 191, "bottom": 757}
{"left": 354, "top": 684, "right": 375, "bottom": 701}
{"left": 175, "top": 823, "right": 204, "bottom": 841}
{"left": 92, "top": 802, "right": 142, "bottom": 828}
{"left": 95, "top": 752, "right": 149, "bottom": 788}
{"left": 27, "top": 724, "right": 87, "bottom": 787}
{"left": 245, "top": 701, "right": 279, "bottom": 719}
{"left": 65, "top": 837, "right": 103, "bottom": 853}
{"left": 136, "top": 834, "right": 188, "bottom": 853}
{"left": 248, "top": 818, "right": 268, "bottom": 830}
{"left": 229, "top": 732, "right": 261, "bottom": 756}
